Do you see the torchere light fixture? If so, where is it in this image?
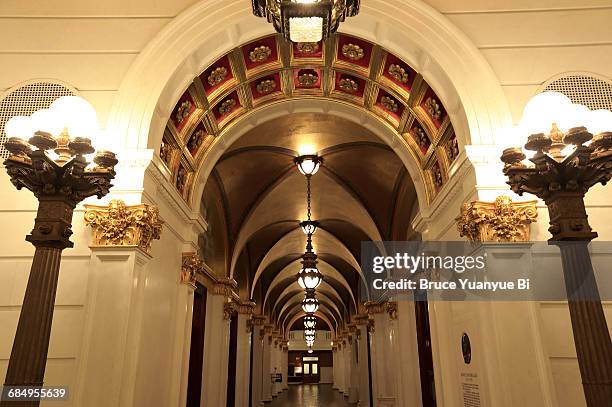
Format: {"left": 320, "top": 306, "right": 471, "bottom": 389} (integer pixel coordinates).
{"left": 252, "top": 0, "right": 360, "bottom": 43}
{"left": 501, "top": 91, "right": 612, "bottom": 406}
{"left": 2, "top": 96, "right": 117, "bottom": 406}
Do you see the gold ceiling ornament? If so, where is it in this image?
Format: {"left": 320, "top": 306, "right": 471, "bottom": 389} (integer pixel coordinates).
{"left": 84, "top": 199, "right": 164, "bottom": 253}
{"left": 388, "top": 64, "right": 409, "bottom": 83}
{"left": 187, "top": 129, "right": 206, "bottom": 152}
{"left": 341, "top": 43, "right": 365, "bottom": 61}
{"left": 218, "top": 98, "right": 237, "bottom": 115}
{"left": 297, "top": 42, "right": 320, "bottom": 54}
{"left": 207, "top": 66, "right": 228, "bottom": 87}
{"left": 175, "top": 100, "right": 192, "bottom": 124}
{"left": 380, "top": 95, "right": 399, "bottom": 113}
{"left": 249, "top": 45, "right": 272, "bottom": 63}
{"left": 159, "top": 139, "right": 173, "bottom": 166}
{"left": 414, "top": 126, "right": 430, "bottom": 150}
{"left": 256, "top": 79, "right": 277, "bottom": 95}
{"left": 447, "top": 136, "right": 460, "bottom": 162}
{"left": 181, "top": 252, "right": 204, "bottom": 287}
{"left": 338, "top": 77, "right": 359, "bottom": 93}
{"left": 456, "top": 195, "right": 538, "bottom": 242}
{"left": 425, "top": 96, "right": 442, "bottom": 120}
{"left": 432, "top": 163, "right": 443, "bottom": 188}
{"left": 298, "top": 72, "right": 319, "bottom": 87}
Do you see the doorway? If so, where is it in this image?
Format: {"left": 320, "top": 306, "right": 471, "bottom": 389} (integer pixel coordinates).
{"left": 186, "top": 283, "right": 207, "bottom": 407}
{"left": 302, "top": 356, "right": 320, "bottom": 384}
{"left": 226, "top": 312, "right": 238, "bottom": 406}
{"left": 415, "top": 291, "right": 437, "bottom": 407}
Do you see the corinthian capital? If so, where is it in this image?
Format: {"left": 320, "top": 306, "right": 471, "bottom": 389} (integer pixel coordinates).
{"left": 181, "top": 252, "right": 204, "bottom": 287}
{"left": 456, "top": 195, "right": 537, "bottom": 242}
{"left": 84, "top": 199, "right": 164, "bottom": 253}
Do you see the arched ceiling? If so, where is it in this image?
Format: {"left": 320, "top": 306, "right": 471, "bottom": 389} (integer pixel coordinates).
{"left": 160, "top": 32, "right": 460, "bottom": 207}
{"left": 198, "top": 111, "right": 417, "bottom": 333}
{"left": 172, "top": 32, "right": 456, "bottom": 333}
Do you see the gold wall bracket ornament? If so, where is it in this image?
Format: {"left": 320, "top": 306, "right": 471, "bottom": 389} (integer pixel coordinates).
{"left": 456, "top": 195, "right": 537, "bottom": 242}
{"left": 84, "top": 199, "right": 164, "bottom": 253}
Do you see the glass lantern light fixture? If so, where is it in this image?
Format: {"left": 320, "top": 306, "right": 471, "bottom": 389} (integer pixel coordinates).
{"left": 252, "top": 0, "right": 360, "bottom": 43}
{"left": 301, "top": 289, "right": 319, "bottom": 314}
{"left": 304, "top": 329, "right": 316, "bottom": 337}
{"left": 297, "top": 251, "right": 322, "bottom": 289}
{"left": 300, "top": 219, "right": 319, "bottom": 235}
{"left": 304, "top": 315, "right": 317, "bottom": 329}
{"left": 294, "top": 154, "right": 322, "bottom": 176}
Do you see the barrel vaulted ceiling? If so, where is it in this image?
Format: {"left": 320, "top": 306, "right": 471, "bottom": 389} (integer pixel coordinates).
{"left": 163, "top": 33, "right": 460, "bottom": 333}
{"left": 160, "top": 33, "right": 460, "bottom": 207}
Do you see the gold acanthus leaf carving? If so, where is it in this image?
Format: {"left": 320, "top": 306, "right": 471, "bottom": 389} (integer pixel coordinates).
{"left": 207, "top": 66, "right": 228, "bottom": 87}
{"left": 456, "top": 195, "right": 538, "bottom": 242}
{"left": 218, "top": 98, "right": 237, "bottom": 116}
{"left": 256, "top": 79, "right": 277, "bottom": 94}
{"left": 338, "top": 77, "right": 359, "bottom": 93}
{"left": 249, "top": 45, "right": 272, "bottom": 62}
{"left": 297, "top": 42, "right": 319, "bottom": 54}
{"left": 181, "top": 252, "right": 204, "bottom": 287}
{"left": 380, "top": 95, "right": 399, "bottom": 113}
{"left": 388, "top": 64, "right": 409, "bottom": 83}
{"left": 341, "top": 43, "right": 364, "bottom": 61}
{"left": 298, "top": 72, "right": 318, "bottom": 87}
{"left": 84, "top": 199, "right": 164, "bottom": 253}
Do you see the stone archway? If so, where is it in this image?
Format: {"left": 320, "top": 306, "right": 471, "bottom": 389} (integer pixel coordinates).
{"left": 105, "top": 0, "right": 512, "bottom": 211}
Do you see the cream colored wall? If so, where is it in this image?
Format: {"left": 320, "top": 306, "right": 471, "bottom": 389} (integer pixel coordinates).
{"left": 1, "top": 1, "right": 611, "bottom": 407}
{"left": 424, "top": 0, "right": 612, "bottom": 123}
{"left": 0, "top": 0, "right": 199, "bottom": 125}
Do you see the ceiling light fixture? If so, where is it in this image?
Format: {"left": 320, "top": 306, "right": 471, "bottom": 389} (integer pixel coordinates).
{"left": 301, "top": 289, "right": 319, "bottom": 313}
{"left": 252, "top": 0, "right": 360, "bottom": 43}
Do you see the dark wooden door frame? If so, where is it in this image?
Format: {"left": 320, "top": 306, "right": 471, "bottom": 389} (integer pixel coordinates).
{"left": 186, "top": 283, "right": 208, "bottom": 407}
{"left": 226, "top": 312, "right": 238, "bottom": 407}
{"left": 415, "top": 291, "right": 437, "bottom": 407}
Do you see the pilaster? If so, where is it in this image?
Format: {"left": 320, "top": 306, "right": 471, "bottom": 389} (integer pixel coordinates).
{"left": 235, "top": 302, "right": 256, "bottom": 407}
{"left": 76, "top": 200, "right": 163, "bottom": 407}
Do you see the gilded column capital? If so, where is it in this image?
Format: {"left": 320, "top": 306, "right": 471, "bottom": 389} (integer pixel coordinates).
{"left": 181, "top": 252, "right": 203, "bottom": 287}
{"left": 223, "top": 301, "right": 238, "bottom": 320}
{"left": 84, "top": 199, "right": 163, "bottom": 253}
{"left": 354, "top": 314, "right": 369, "bottom": 326}
{"left": 212, "top": 277, "right": 239, "bottom": 298}
{"left": 238, "top": 300, "right": 256, "bottom": 315}
{"left": 456, "top": 195, "right": 537, "bottom": 242}
{"left": 385, "top": 301, "right": 398, "bottom": 320}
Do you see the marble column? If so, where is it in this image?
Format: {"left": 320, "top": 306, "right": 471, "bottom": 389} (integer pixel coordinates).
{"left": 332, "top": 346, "right": 339, "bottom": 390}
{"left": 261, "top": 325, "right": 273, "bottom": 403}
{"left": 76, "top": 247, "right": 152, "bottom": 407}
{"left": 393, "top": 301, "right": 422, "bottom": 407}
{"left": 200, "top": 287, "right": 231, "bottom": 406}
{"left": 348, "top": 326, "right": 359, "bottom": 403}
{"left": 367, "top": 302, "right": 398, "bottom": 407}
{"left": 235, "top": 302, "right": 255, "bottom": 407}
{"left": 250, "top": 317, "right": 266, "bottom": 407}
{"left": 281, "top": 342, "right": 289, "bottom": 390}
{"left": 343, "top": 337, "right": 351, "bottom": 398}
{"left": 355, "top": 316, "right": 371, "bottom": 407}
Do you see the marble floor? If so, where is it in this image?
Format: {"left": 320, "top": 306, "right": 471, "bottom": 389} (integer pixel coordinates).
{"left": 269, "top": 384, "right": 355, "bottom": 406}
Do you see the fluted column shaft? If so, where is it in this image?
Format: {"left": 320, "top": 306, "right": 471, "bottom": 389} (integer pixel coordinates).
{"left": 2, "top": 247, "right": 63, "bottom": 407}
{"left": 556, "top": 242, "right": 612, "bottom": 405}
